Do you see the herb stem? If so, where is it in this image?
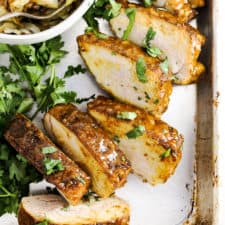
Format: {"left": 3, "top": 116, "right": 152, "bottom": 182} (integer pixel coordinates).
{"left": 0, "top": 185, "right": 16, "bottom": 198}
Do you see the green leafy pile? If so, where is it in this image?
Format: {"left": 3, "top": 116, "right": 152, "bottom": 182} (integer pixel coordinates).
{"left": 84, "top": 0, "right": 121, "bottom": 30}
{"left": 0, "top": 144, "right": 42, "bottom": 215}
{"left": 0, "top": 36, "right": 88, "bottom": 216}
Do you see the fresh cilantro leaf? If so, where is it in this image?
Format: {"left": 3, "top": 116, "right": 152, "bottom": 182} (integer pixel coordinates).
{"left": 122, "top": 8, "right": 136, "bottom": 40}
{"left": 42, "top": 146, "right": 57, "bottom": 154}
{"left": 17, "top": 98, "right": 34, "bottom": 113}
{"left": 160, "top": 148, "right": 171, "bottom": 159}
{"left": 117, "top": 112, "right": 137, "bottom": 120}
{"left": 64, "top": 65, "right": 86, "bottom": 78}
{"left": 136, "top": 57, "right": 148, "bottom": 83}
{"left": 43, "top": 158, "right": 64, "bottom": 175}
{"left": 126, "top": 125, "right": 145, "bottom": 139}
{"left": 160, "top": 58, "right": 169, "bottom": 74}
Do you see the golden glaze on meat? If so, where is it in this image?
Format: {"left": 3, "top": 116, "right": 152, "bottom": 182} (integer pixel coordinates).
{"left": 110, "top": 4, "right": 205, "bottom": 84}
{"left": 88, "top": 96, "right": 183, "bottom": 185}
{"left": 18, "top": 194, "right": 130, "bottom": 225}
{"left": 43, "top": 104, "right": 131, "bottom": 198}
{"left": 189, "top": 0, "right": 205, "bottom": 8}
{"left": 77, "top": 33, "right": 172, "bottom": 118}
{"left": 152, "top": 0, "right": 196, "bottom": 22}
{"left": 4, "top": 114, "right": 90, "bottom": 205}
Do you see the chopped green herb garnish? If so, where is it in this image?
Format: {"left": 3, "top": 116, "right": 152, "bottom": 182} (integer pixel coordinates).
{"left": 143, "top": 27, "right": 162, "bottom": 58}
{"left": 126, "top": 125, "right": 145, "bottom": 139}
{"left": 153, "top": 99, "right": 159, "bottom": 104}
{"left": 143, "top": 27, "right": 156, "bottom": 47}
{"left": 83, "top": 189, "right": 100, "bottom": 204}
{"left": 61, "top": 206, "right": 69, "bottom": 211}
{"left": 133, "top": 86, "right": 138, "bottom": 90}
{"left": 42, "top": 146, "right": 57, "bottom": 154}
{"left": 138, "top": 96, "right": 142, "bottom": 100}
{"left": 160, "top": 58, "right": 169, "bottom": 74}
{"left": 77, "top": 176, "right": 86, "bottom": 185}
{"left": 113, "top": 135, "right": 120, "bottom": 144}
{"left": 144, "top": 91, "right": 151, "bottom": 100}
{"left": 83, "top": 0, "right": 121, "bottom": 31}
{"left": 136, "top": 57, "right": 148, "bottom": 83}
{"left": 160, "top": 148, "right": 171, "bottom": 159}
{"left": 117, "top": 112, "right": 137, "bottom": 120}
{"left": 171, "top": 75, "right": 179, "bottom": 82}
{"left": 108, "top": 0, "right": 121, "bottom": 17}
{"left": 64, "top": 65, "right": 86, "bottom": 78}
{"left": 146, "top": 46, "right": 162, "bottom": 58}
{"left": 85, "top": 27, "right": 108, "bottom": 39}
{"left": 122, "top": 8, "right": 136, "bottom": 40}
{"left": 144, "top": 0, "right": 152, "bottom": 7}
{"left": 36, "top": 220, "right": 49, "bottom": 225}
{"left": 43, "top": 158, "right": 64, "bottom": 175}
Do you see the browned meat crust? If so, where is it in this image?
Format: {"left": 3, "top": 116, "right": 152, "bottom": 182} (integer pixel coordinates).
{"left": 18, "top": 194, "right": 130, "bottom": 225}
{"left": 44, "top": 104, "right": 131, "bottom": 197}
{"left": 77, "top": 33, "right": 172, "bottom": 117}
{"left": 88, "top": 96, "right": 183, "bottom": 184}
{"left": 4, "top": 113, "right": 90, "bottom": 205}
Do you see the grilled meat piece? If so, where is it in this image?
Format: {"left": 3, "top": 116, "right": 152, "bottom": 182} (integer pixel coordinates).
{"left": 77, "top": 33, "right": 172, "bottom": 117}
{"left": 88, "top": 96, "right": 183, "bottom": 185}
{"left": 43, "top": 104, "right": 131, "bottom": 198}
{"left": 189, "top": 0, "right": 205, "bottom": 8}
{"left": 150, "top": 0, "right": 195, "bottom": 22}
{"left": 18, "top": 194, "right": 130, "bottom": 225}
{"left": 4, "top": 113, "right": 90, "bottom": 205}
{"left": 110, "top": 4, "right": 205, "bottom": 84}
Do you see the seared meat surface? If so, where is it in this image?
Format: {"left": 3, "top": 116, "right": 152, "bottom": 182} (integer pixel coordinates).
{"left": 43, "top": 104, "right": 131, "bottom": 198}
{"left": 189, "top": 0, "right": 205, "bottom": 8}
{"left": 4, "top": 114, "right": 90, "bottom": 205}
{"left": 77, "top": 33, "right": 172, "bottom": 117}
{"left": 88, "top": 96, "right": 183, "bottom": 185}
{"left": 151, "top": 0, "right": 195, "bottom": 22}
{"left": 18, "top": 194, "right": 130, "bottom": 225}
{"left": 110, "top": 4, "right": 205, "bottom": 84}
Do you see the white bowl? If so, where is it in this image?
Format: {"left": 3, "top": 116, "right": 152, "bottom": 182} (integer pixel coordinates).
{"left": 0, "top": 0, "right": 94, "bottom": 45}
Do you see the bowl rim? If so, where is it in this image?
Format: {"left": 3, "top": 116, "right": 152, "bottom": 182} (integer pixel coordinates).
{"left": 0, "top": 0, "right": 94, "bottom": 44}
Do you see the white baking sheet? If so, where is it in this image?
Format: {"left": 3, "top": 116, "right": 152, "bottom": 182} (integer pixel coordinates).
{"left": 0, "top": 18, "right": 197, "bottom": 225}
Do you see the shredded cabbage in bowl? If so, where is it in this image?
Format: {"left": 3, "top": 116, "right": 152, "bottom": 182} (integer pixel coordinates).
{"left": 0, "top": 0, "right": 81, "bottom": 34}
